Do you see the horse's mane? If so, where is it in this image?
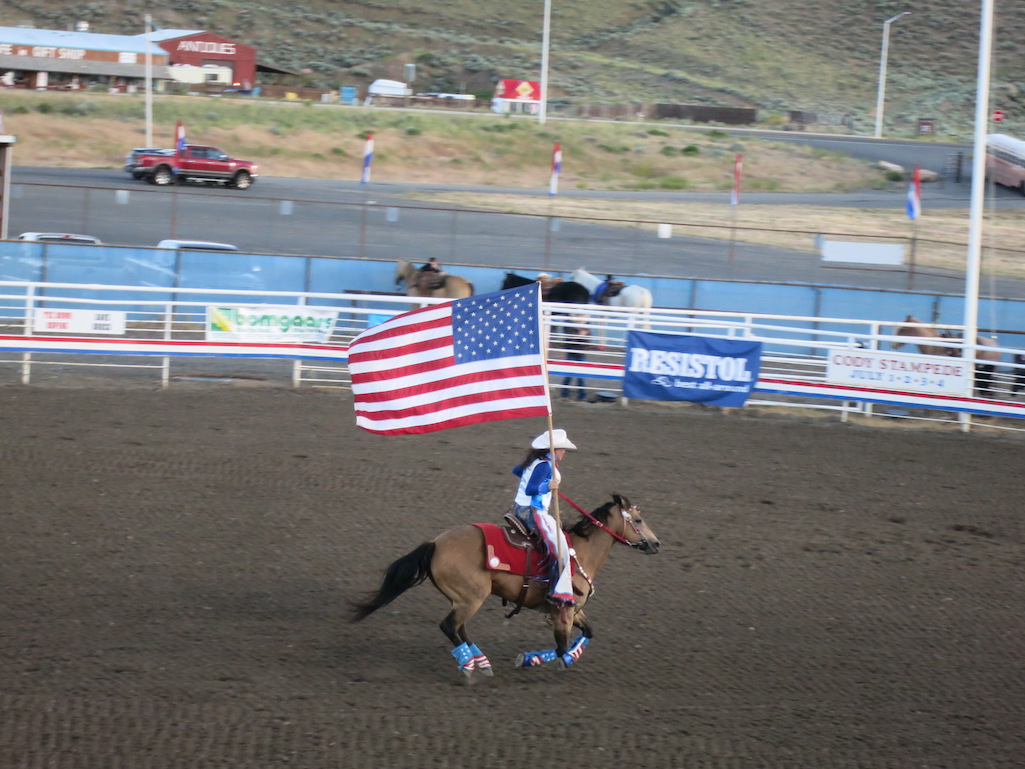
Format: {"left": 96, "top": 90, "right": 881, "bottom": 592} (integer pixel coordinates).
{"left": 565, "top": 502, "right": 614, "bottom": 538}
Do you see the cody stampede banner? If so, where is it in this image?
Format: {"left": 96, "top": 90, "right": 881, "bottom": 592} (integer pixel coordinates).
{"left": 624, "top": 331, "right": 763, "bottom": 407}
{"left": 206, "top": 305, "right": 337, "bottom": 344}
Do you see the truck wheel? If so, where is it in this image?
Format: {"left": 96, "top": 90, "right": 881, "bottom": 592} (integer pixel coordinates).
{"left": 152, "top": 166, "right": 174, "bottom": 186}
{"left": 230, "top": 171, "right": 252, "bottom": 190}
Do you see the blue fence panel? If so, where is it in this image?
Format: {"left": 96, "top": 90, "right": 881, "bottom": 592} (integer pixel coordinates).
{"left": 3, "top": 243, "right": 1025, "bottom": 353}
{"left": 0, "top": 241, "right": 44, "bottom": 281}
{"left": 692, "top": 280, "right": 817, "bottom": 316}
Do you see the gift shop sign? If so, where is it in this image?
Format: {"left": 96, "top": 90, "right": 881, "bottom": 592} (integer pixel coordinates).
{"left": 33, "top": 309, "right": 126, "bottom": 335}
{"left": 826, "top": 349, "right": 971, "bottom": 395}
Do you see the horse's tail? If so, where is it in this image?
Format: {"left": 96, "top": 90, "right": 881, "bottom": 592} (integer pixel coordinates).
{"left": 349, "top": 541, "right": 435, "bottom": 622}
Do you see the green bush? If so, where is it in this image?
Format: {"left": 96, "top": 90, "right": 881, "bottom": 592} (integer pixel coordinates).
{"left": 659, "top": 176, "right": 690, "bottom": 190}
{"left": 681, "top": 144, "right": 700, "bottom": 155}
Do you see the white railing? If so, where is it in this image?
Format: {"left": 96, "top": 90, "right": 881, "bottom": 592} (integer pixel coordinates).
{"left": 2, "top": 281, "right": 1024, "bottom": 433}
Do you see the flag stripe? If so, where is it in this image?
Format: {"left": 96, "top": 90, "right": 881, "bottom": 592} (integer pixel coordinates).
{"left": 347, "top": 283, "right": 551, "bottom": 435}
{"left": 906, "top": 165, "right": 921, "bottom": 220}
{"left": 354, "top": 366, "right": 548, "bottom": 403}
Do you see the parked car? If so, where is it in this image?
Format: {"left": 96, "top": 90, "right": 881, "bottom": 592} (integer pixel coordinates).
{"left": 156, "top": 239, "right": 239, "bottom": 252}
{"left": 154, "top": 239, "right": 264, "bottom": 291}
{"left": 16, "top": 232, "right": 102, "bottom": 245}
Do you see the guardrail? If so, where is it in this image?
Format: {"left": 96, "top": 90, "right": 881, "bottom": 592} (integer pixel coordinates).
{"left": 2, "top": 280, "right": 1023, "bottom": 434}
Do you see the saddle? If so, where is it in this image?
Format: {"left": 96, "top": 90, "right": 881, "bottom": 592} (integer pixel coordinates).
{"left": 474, "top": 519, "right": 574, "bottom": 618}
{"left": 416, "top": 270, "right": 447, "bottom": 291}
{"left": 596, "top": 280, "right": 626, "bottom": 304}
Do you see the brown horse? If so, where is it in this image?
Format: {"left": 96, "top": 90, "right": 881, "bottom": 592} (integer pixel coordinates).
{"left": 395, "top": 259, "right": 474, "bottom": 298}
{"left": 350, "top": 493, "right": 659, "bottom": 679}
{"left": 892, "top": 315, "right": 1001, "bottom": 396}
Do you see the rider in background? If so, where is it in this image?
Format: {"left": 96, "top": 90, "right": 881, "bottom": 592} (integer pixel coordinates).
{"left": 591, "top": 274, "right": 613, "bottom": 304}
{"left": 510, "top": 429, "right": 577, "bottom": 607}
{"left": 420, "top": 257, "right": 441, "bottom": 273}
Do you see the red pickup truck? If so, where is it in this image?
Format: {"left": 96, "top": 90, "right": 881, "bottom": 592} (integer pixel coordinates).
{"left": 127, "top": 145, "right": 258, "bottom": 189}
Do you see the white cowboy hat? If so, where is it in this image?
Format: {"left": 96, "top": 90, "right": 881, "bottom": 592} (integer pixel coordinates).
{"left": 531, "top": 428, "right": 576, "bottom": 450}
{"left": 536, "top": 272, "right": 551, "bottom": 280}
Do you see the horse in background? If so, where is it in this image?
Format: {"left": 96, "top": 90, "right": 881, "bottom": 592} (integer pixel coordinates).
{"left": 571, "top": 268, "right": 653, "bottom": 311}
{"left": 892, "top": 315, "right": 1001, "bottom": 397}
{"left": 396, "top": 260, "right": 474, "bottom": 299}
{"left": 501, "top": 272, "right": 589, "bottom": 305}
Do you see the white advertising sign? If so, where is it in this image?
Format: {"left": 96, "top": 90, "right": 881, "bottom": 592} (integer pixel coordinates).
{"left": 821, "top": 240, "right": 905, "bottom": 266}
{"left": 34, "top": 308, "right": 126, "bottom": 335}
{"left": 206, "top": 305, "right": 337, "bottom": 343}
{"left": 826, "top": 349, "right": 971, "bottom": 395}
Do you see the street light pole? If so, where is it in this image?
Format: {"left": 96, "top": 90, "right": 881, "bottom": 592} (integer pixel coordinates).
{"left": 144, "top": 13, "right": 153, "bottom": 148}
{"left": 539, "top": 0, "right": 551, "bottom": 125}
{"left": 874, "top": 11, "right": 911, "bottom": 138}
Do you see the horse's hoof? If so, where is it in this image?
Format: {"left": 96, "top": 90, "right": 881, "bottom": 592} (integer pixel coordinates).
{"left": 477, "top": 665, "right": 495, "bottom": 677}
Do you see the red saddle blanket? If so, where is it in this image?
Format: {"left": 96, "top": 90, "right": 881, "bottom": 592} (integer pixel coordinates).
{"left": 473, "top": 523, "right": 573, "bottom": 579}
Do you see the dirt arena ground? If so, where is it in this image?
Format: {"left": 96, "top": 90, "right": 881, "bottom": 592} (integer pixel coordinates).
{"left": 1, "top": 382, "right": 1023, "bottom": 769}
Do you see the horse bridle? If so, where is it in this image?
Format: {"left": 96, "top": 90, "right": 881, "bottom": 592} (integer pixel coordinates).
{"left": 558, "top": 492, "right": 645, "bottom": 548}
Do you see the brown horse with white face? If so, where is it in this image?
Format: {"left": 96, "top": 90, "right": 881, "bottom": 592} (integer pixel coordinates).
{"left": 892, "top": 315, "right": 1001, "bottom": 396}
{"left": 395, "top": 259, "right": 474, "bottom": 299}
{"left": 350, "top": 493, "right": 660, "bottom": 680}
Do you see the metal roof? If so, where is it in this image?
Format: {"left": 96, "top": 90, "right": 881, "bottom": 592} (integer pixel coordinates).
{"left": 0, "top": 53, "right": 171, "bottom": 79}
{"left": 0, "top": 25, "right": 169, "bottom": 54}
{"left": 132, "top": 29, "right": 205, "bottom": 43}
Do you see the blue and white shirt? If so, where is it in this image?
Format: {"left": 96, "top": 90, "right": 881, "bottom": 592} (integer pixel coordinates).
{"left": 513, "top": 456, "right": 561, "bottom": 512}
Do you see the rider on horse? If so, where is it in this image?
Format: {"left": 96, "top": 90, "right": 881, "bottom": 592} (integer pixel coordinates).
{"left": 510, "top": 429, "right": 577, "bottom": 608}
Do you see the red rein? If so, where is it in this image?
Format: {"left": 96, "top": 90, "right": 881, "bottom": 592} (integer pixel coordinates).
{"left": 557, "top": 492, "right": 633, "bottom": 546}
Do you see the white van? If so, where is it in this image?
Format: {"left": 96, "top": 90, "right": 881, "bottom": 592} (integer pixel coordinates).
{"left": 17, "top": 232, "right": 102, "bottom": 245}
{"left": 156, "top": 239, "right": 239, "bottom": 252}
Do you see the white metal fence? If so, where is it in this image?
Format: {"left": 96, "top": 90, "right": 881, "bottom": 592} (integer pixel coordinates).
{"left": 2, "top": 280, "right": 1024, "bottom": 434}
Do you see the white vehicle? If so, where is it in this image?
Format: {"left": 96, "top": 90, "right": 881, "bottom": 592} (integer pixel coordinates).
{"left": 156, "top": 239, "right": 239, "bottom": 252}
{"left": 16, "top": 232, "right": 102, "bottom": 245}
{"left": 986, "top": 133, "right": 1025, "bottom": 195}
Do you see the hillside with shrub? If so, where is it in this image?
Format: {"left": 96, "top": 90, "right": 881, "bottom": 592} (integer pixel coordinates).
{"left": 3, "top": 0, "right": 1024, "bottom": 137}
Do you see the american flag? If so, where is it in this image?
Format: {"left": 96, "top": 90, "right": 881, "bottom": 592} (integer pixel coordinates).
{"left": 348, "top": 283, "right": 551, "bottom": 435}
{"left": 905, "top": 164, "right": 921, "bottom": 221}
{"left": 361, "top": 131, "right": 374, "bottom": 185}
{"left": 549, "top": 141, "right": 562, "bottom": 197}
{"left": 174, "top": 121, "right": 186, "bottom": 154}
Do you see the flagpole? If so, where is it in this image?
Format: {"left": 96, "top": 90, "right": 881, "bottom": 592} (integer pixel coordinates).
{"left": 144, "top": 14, "right": 153, "bottom": 148}
{"left": 534, "top": 281, "right": 564, "bottom": 558}
{"left": 360, "top": 131, "right": 374, "bottom": 259}
{"left": 545, "top": 141, "right": 560, "bottom": 270}
{"left": 906, "top": 164, "right": 921, "bottom": 289}
{"left": 964, "top": 0, "right": 995, "bottom": 383}
{"left": 728, "top": 153, "right": 742, "bottom": 274}
{"left": 907, "top": 219, "right": 918, "bottom": 290}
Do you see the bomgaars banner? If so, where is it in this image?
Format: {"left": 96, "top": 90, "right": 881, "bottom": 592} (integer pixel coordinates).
{"left": 623, "top": 331, "right": 763, "bottom": 407}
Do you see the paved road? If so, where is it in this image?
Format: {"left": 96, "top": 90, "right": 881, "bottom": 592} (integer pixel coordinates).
{"left": 7, "top": 164, "right": 1025, "bottom": 296}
